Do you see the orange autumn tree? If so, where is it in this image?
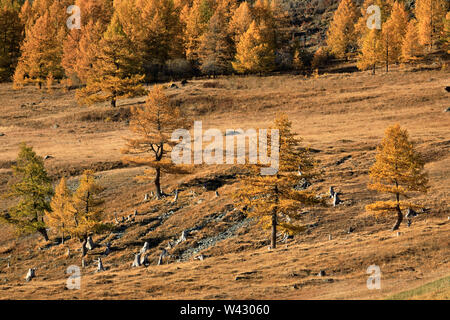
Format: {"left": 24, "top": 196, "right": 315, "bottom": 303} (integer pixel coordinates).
{"left": 234, "top": 114, "right": 323, "bottom": 249}
{"left": 13, "top": 0, "right": 68, "bottom": 88}
{"left": 233, "top": 20, "right": 275, "bottom": 74}
{"left": 45, "top": 177, "right": 76, "bottom": 244}
{"left": 0, "top": 0, "right": 24, "bottom": 81}
{"left": 326, "top": 0, "right": 359, "bottom": 59}
{"left": 401, "top": 19, "right": 423, "bottom": 62}
{"left": 366, "top": 124, "right": 429, "bottom": 231}
{"left": 62, "top": 0, "right": 114, "bottom": 86}
{"left": 70, "top": 170, "right": 106, "bottom": 241}
{"left": 77, "top": 13, "right": 146, "bottom": 107}
{"left": 415, "top": 0, "right": 448, "bottom": 51}
{"left": 122, "top": 85, "right": 191, "bottom": 199}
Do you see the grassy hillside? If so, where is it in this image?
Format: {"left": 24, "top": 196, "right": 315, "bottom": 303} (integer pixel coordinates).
{"left": 0, "top": 62, "right": 449, "bottom": 299}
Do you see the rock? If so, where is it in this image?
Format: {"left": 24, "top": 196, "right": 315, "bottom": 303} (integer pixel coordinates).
{"left": 181, "top": 79, "right": 188, "bottom": 86}
{"left": 215, "top": 191, "right": 219, "bottom": 197}
{"left": 347, "top": 226, "right": 355, "bottom": 234}
{"left": 25, "top": 268, "right": 35, "bottom": 282}
{"left": 144, "top": 193, "right": 150, "bottom": 202}
{"left": 85, "top": 236, "right": 95, "bottom": 250}
{"left": 170, "top": 83, "right": 179, "bottom": 89}
{"left": 52, "top": 124, "right": 60, "bottom": 129}
{"left": 132, "top": 253, "right": 141, "bottom": 267}
{"left": 318, "top": 270, "right": 326, "bottom": 277}
{"left": 0, "top": 133, "right": 4, "bottom": 137}
{"left": 445, "top": 86, "right": 450, "bottom": 93}
{"left": 396, "top": 232, "right": 401, "bottom": 237}
{"left": 43, "top": 155, "right": 54, "bottom": 160}
{"left": 445, "top": 107, "right": 450, "bottom": 112}
{"left": 173, "top": 189, "right": 178, "bottom": 203}
{"left": 134, "top": 210, "right": 138, "bottom": 217}
{"left": 97, "top": 258, "right": 105, "bottom": 272}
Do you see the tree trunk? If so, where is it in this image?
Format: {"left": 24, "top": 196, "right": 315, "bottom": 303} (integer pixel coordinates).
{"left": 38, "top": 227, "right": 49, "bottom": 241}
{"left": 392, "top": 192, "right": 403, "bottom": 230}
{"left": 392, "top": 205, "right": 403, "bottom": 231}
{"left": 155, "top": 167, "right": 162, "bottom": 199}
{"left": 271, "top": 212, "right": 277, "bottom": 249}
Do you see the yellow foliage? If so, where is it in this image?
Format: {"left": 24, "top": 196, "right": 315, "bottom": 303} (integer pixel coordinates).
{"left": 326, "top": 0, "right": 359, "bottom": 59}
{"left": 234, "top": 114, "right": 323, "bottom": 248}
{"left": 122, "top": 85, "right": 192, "bottom": 198}
{"left": 366, "top": 124, "right": 429, "bottom": 230}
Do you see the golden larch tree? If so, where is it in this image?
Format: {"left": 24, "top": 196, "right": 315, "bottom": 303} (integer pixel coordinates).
{"left": 69, "top": 170, "right": 106, "bottom": 241}
{"left": 443, "top": 11, "right": 450, "bottom": 54}
{"left": 228, "top": 1, "right": 253, "bottom": 45}
{"left": 13, "top": 1, "right": 67, "bottom": 88}
{"left": 45, "top": 177, "right": 76, "bottom": 244}
{"left": 198, "top": 2, "right": 235, "bottom": 76}
{"left": 380, "top": 1, "right": 409, "bottom": 70}
{"left": 401, "top": 19, "right": 423, "bottom": 62}
{"left": 235, "top": 114, "right": 323, "bottom": 249}
{"left": 0, "top": 0, "right": 24, "bottom": 81}
{"left": 357, "top": 28, "right": 382, "bottom": 74}
{"left": 366, "top": 124, "right": 429, "bottom": 230}
{"left": 415, "top": 0, "right": 448, "bottom": 50}
{"left": 62, "top": 0, "right": 114, "bottom": 85}
{"left": 76, "top": 13, "right": 146, "bottom": 107}
{"left": 326, "top": 0, "right": 359, "bottom": 59}
{"left": 122, "top": 85, "right": 192, "bottom": 199}
{"left": 232, "top": 20, "right": 275, "bottom": 74}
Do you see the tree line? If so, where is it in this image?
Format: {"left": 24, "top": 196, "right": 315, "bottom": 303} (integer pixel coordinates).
{"left": 1, "top": 0, "right": 448, "bottom": 105}
{"left": 327, "top": 0, "right": 449, "bottom": 73}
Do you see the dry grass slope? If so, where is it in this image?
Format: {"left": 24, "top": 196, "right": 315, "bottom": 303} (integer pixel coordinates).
{"left": 0, "top": 64, "right": 449, "bottom": 299}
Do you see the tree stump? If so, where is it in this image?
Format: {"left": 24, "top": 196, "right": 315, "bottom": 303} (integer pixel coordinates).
{"left": 97, "top": 258, "right": 105, "bottom": 272}
{"left": 132, "top": 253, "right": 141, "bottom": 267}
{"left": 86, "top": 236, "right": 95, "bottom": 250}
{"left": 25, "top": 268, "right": 35, "bottom": 282}
{"left": 140, "top": 242, "right": 150, "bottom": 255}
{"left": 329, "top": 186, "right": 336, "bottom": 198}
{"left": 81, "top": 240, "right": 87, "bottom": 257}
